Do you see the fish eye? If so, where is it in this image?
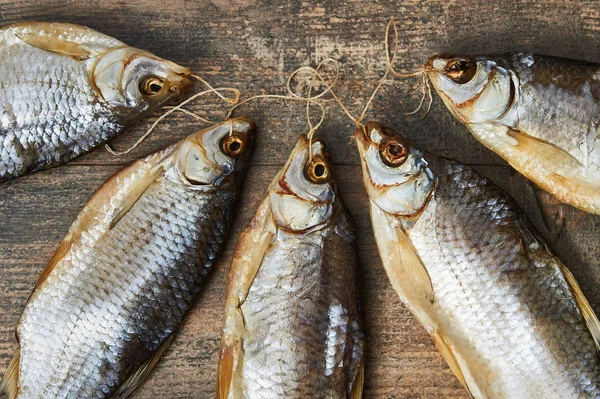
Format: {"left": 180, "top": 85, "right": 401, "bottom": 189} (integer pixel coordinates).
{"left": 380, "top": 141, "right": 408, "bottom": 167}
{"left": 140, "top": 76, "right": 165, "bottom": 96}
{"left": 221, "top": 134, "right": 245, "bottom": 157}
{"left": 444, "top": 59, "right": 477, "bottom": 84}
{"left": 305, "top": 156, "right": 329, "bottom": 184}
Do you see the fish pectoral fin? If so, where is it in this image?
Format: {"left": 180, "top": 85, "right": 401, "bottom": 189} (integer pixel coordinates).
{"left": 431, "top": 332, "right": 473, "bottom": 397}
{"left": 507, "top": 129, "right": 582, "bottom": 172}
{"left": 217, "top": 198, "right": 276, "bottom": 398}
{"left": 394, "top": 227, "right": 435, "bottom": 304}
{"left": 110, "top": 335, "right": 175, "bottom": 399}
{"left": 227, "top": 197, "right": 276, "bottom": 305}
{"left": 560, "top": 264, "right": 600, "bottom": 352}
{"left": 349, "top": 362, "right": 364, "bottom": 399}
{"left": 0, "top": 347, "right": 20, "bottom": 399}
{"left": 109, "top": 165, "right": 163, "bottom": 230}
{"left": 369, "top": 202, "right": 434, "bottom": 306}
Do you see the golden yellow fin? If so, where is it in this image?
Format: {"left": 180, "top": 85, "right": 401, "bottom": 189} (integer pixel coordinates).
{"left": 368, "top": 202, "right": 434, "bottom": 307}
{"left": 508, "top": 129, "right": 582, "bottom": 169}
{"left": 110, "top": 335, "right": 175, "bottom": 399}
{"left": 431, "top": 332, "right": 472, "bottom": 397}
{"left": 12, "top": 22, "right": 124, "bottom": 59}
{"left": 32, "top": 234, "right": 72, "bottom": 292}
{"left": 16, "top": 31, "right": 92, "bottom": 58}
{"left": 14, "top": 233, "right": 76, "bottom": 332}
{"left": 217, "top": 197, "right": 276, "bottom": 398}
{"left": 226, "top": 197, "right": 275, "bottom": 305}
{"left": 349, "top": 362, "right": 364, "bottom": 399}
{"left": 109, "top": 166, "right": 163, "bottom": 229}
{"left": 216, "top": 305, "right": 248, "bottom": 399}
{"left": 561, "top": 265, "right": 600, "bottom": 351}
{"left": 0, "top": 347, "right": 20, "bottom": 399}
{"left": 394, "top": 227, "right": 435, "bottom": 304}
{"left": 216, "top": 339, "right": 236, "bottom": 399}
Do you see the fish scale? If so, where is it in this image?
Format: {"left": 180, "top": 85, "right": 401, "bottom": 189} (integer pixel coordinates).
{"left": 217, "top": 136, "right": 364, "bottom": 399}
{"left": 18, "top": 177, "right": 234, "bottom": 398}
{"left": 415, "top": 161, "right": 600, "bottom": 397}
{"left": 0, "top": 31, "right": 119, "bottom": 179}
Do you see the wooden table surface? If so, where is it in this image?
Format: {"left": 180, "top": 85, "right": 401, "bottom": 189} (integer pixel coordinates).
{"left": 1, "top": 1, "right": 600, "bottom": 397}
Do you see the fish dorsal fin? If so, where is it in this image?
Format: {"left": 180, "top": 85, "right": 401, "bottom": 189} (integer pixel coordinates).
{"left": 19, "top": 155, "right": 169, "bottom": 326}
{"left": 516, "top": 219, "right": 600, "bottom": 352}
{"left": 349, "top": 362, "right": 364, "bottom": 399}
{"left": 17, "top": 161, "right": 162, "bottom": 318}
{"left": 109, "top": 166, "right": 163, "bottom": 229}
{"left": 12, "top": 22, "right": 125, "bottom": 59}
{"left": 33, "top": 233, "right": 72, "bottom": 292}
{"left": 560, "top": 265, "right": 600, "bottom": 352}
{"left": 431, "top": 332, "right": 473, "bottom": 398}
{"left": 0, "top": 347, "right": 20, "bottom": 399}
{"left": 110, "top": 335, "right": 175, "bottom": 399}
{"left": 217, "top": 197, "right": 276, "bottom": 399}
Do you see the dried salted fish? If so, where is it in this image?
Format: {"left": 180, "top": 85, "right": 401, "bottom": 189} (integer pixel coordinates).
{"left": 0, "top": 22, "right": 192, "bottom": 181}
{"left": 426, "top": 52, "right": 600, "bottom": 214}
{"left": 0, "top": 118, "right": 254, "bottom": 399}
{"left": 355, "top": 121, "right": 600, "bottom": 398}
{"left": 217, "top": 135, "right": 365, "bottom": 399}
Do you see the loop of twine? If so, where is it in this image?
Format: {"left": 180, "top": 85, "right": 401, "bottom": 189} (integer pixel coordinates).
{"left": 224, "top": 57, "right": 346, "bottom": 162}
{"left": 105, "top": 18, "right": 434, "bottom": 158}
{"left": 385, "top": 19, "right": 433, "bottom": 118}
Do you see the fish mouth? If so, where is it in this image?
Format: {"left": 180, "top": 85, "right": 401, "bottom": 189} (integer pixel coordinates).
{"left": 273, "top": 134, "right": 331, "bottom": 201}
{"left": 165, "top": 59, "right": 191, "bottom": 77}
{"left": 164, "top": 70, "right": 193, "bottom": 99}
{"left": 423, "top": 56, "right": 449, "bottom": 91}
{"left": 195, "top": 116, "right": 255, "bottom": 146}
{"left": 353, "top": 121, "right": 380, "bottom": 190}
{"left": 285, "top": 134, "right": 328, "bottom": 170}
{"left": 354, "top": 121, "right": 382, "bottom": 156}
{"left": 228, "top": 116, "right": 256, "bottom": 139}
{"left": 355, "top": 121, "right": 406, "bottom": 153}
{"left": 296, "top": 134, "right": 326, "bottom": 150}
{"left": 425, "top": 53, "right": 455, "bottom": 71}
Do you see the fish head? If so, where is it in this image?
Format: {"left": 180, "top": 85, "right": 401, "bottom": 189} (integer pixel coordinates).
{"left": 355, "top": 122, "right": 435, "bottom": 216}
{"left": 426, "top": 54, "right": 516, "bottom": 124}
{"left": 174, "top": 117, "right": 254, "bottom": 188}
{"left": 92, "top": 47, "right": 192, "bottom": 118}
{"left": 269, "top": 135, "right": 335, "bottom": 232}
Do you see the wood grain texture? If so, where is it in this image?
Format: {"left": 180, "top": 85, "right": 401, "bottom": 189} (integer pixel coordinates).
{"left": 1, "top": 0, "right": 600, "bottom": 398}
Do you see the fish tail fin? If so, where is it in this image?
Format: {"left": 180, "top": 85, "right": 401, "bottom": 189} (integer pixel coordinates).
{"left": 0, "top": 347, "right": 20, "bottom": 399}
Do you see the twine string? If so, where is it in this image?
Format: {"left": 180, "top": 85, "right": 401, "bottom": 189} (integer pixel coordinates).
{"left": 106, "top": 74, "right": 240, "bottom": 156}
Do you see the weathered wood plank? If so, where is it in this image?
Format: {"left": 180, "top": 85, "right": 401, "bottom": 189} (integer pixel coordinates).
{"left": 1, "top": 1, "right": 600, "bottom": 398}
